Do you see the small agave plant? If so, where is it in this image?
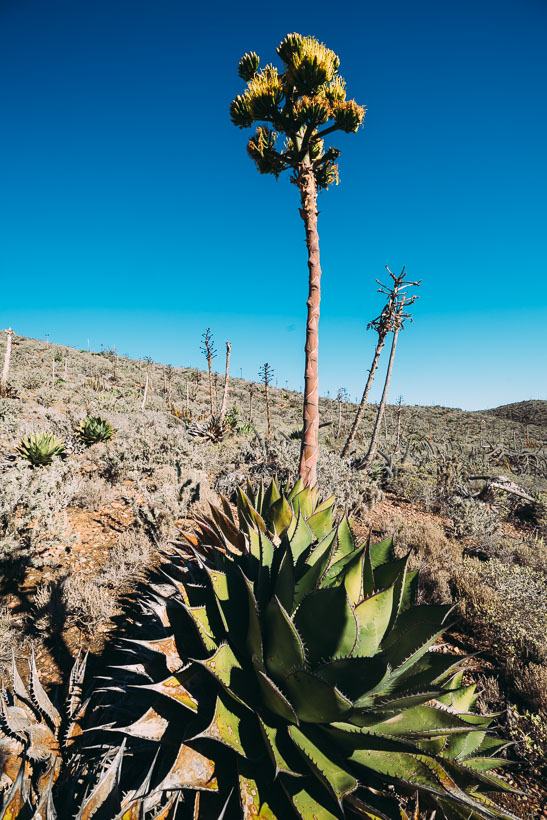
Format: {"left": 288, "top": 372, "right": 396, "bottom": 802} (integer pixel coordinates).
{"left": 77, "top": 415, "right": 114, "bottom": 446}
{"left": 84, "top": 480, "right": 519, "bottom": 820}
{"left": 16, "top": 432, "right": 66, "bottom": 466}
{"left": 187, "top": 416, "right": 230, "bottom": 442}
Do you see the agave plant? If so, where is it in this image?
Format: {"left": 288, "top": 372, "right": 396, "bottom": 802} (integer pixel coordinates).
{"left": 16, "top": 432, "right": 66, "bottom": 466}
{"left": 0, "top": 652, "right": 87, "bottom": 812}
{"left": 187, "top": 416, "right": 230, "bottom": 442}
{"left": 0, "top": 655, "right": 185, "bottom": 818}
{"left": 87, "top": 480, "right": 518, "bottom": 819}
{"left": 77, "top": 415, "right": 114, "bottom": 446}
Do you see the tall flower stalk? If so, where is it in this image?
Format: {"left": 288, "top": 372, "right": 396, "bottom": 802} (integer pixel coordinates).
{"left": 231, "top": 34, "right": 365, "bottom": 486}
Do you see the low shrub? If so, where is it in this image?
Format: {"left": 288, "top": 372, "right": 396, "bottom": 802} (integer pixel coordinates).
{"left": 446, "top": 495, "right": 500, "bottom": 539}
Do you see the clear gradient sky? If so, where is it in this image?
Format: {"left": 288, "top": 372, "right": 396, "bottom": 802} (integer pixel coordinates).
{"left": 1, "top": 0, "right": 545, "bottom": 409}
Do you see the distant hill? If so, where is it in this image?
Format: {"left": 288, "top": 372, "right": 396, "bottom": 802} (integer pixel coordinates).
{"left": 486, "top": 400, "right": 547, "bottom": 428}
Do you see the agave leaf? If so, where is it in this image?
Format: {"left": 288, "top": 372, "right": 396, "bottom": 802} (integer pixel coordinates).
{"left": 112, "top": 707, "right": 169, "bottom": 741}
{"left": 114, "top": 752, "right": 157, "bottom": 819}
{"left": 351, "top": 703, "right": 488, "bottom": 736}
{"left": 307, "top": 505, "right": 334, "bottom": 540}
{"left": 264, "top": 597, "right": 305, "bottom": 681}
{"left": 293, "top": 530, "right": 336, "bottom": 609}
{"left": 131, "top": 675, "right": 198, "bottom": 712}
{"left": 0, "top": 763, "right": 27, "bottom": 820}
{"left": 241, "top": 572, "right": 263, "bottom": 662}
{"left": 282, "top": 780, "right": 339, "bottom": 820}
{"left": 153, "top": 743, "right": 218, "bottom": 792}
{"left": 259, "top": 531, "right": 276, "bottom": 571}
{"left": 237, "top": 488, "right": 267, "bottom": 533}
{"left": 288, "top": 725, "right": 358, "bottom": 805}
{"left": 458, "top": 756, "right": 511, "bottom": 773}
{"left": 369, "top": 537, "right": 395, "bottom": 570}
{"left": 400, "top": 570, "right": 419, "bottom": 613}
{"left": 381, "top": 607, "right": 455, "bottom": 680}
{"left": 442, "top": 757, "right": 521, "bottom": 795}
{"left": 253, "top": 663, "right": 298, "bottom": 724}
{"left": 10, "top": 651, "right": 30, "bottom": 705}
{"left": 294, "top": 586, "right": 357, "bottom": 665}
{"left": 288, "top": 512, "right": 314, "bottom": 563}
{"left": 30, "top": 649, "right": 61, "bottom": 729}
{"left": 209, "top": 504, "right": 246, "bottom": 551}
{"left": 343, "top": 547, "right": 368, "bottom": 606}
{"left": 247, "top": 527, "right": 262, "bottom": 563}
{"left": 315, "top": 656, "right": 389, "bottom": 702}
{"left": 385, "top": 651, "right": 464, "bottom": 695}
{"left": 184, "top": 605, "right": 219, "bottom": 653}
{"left": 440, "top": 728, "right": 488, "bottom": 762}
{"left": 219, "top": 494, "right": 234, "bottom": 521}
{"left": 370, "top": 689, "right": 448, "bottom": 712}
{"left": 258, "top": 715, "right": 300, "bottom": 777}
{"left": 270, "top": 496, "right": 293, "bottom": 536}
{"left": 123, "top": 635, "right": 184, "bottom": 674}
{"left": 376, "top": 553, "right": 412, "bottom": 632}
{"left": 197, "top": 643, "right": 243, "bottom": 697}
{"left": 292, "top": 487, "right": 313, "bottom": 519}
{"left": 207, "top": 565, "right": 247, "bottom": 648}
{"left": 76, "top": 741, "right": 125, "bottom": 820}
{"left": 324, "top": 721, "right": 419, "bottom": 753}
{"left": 263, "top": 478, "right": 281, "bottom": 511}
{"left": 353, "top": 586, "right": 395, "bottom": 658}
{"left": 313, "top": 493, "right": 336, "bottom": 515}
{"left": 274, "top": 545, "right": 295, "bottom": 613}
{"left": 434, "top": 796, "right": 517, "bottom": 820}
{"left": 255, "top": 483, "right": 265, "bottom": 515}
{"left": 287, "top": 478, "right": 304, "bottom": 503}
{"left": 438, "top": 683, "right": 478, "bottom": 713}
{"left": 346, "top": 789, "right": 403, "bottom": 820}
{"left": 196, "top": 695, "right": 244, "bottom": 754}
{"left": 475, "top": 735, "right": 512, "bottom": 756}
{"left": 284, "top": 670, "right": 352, "bottom": 723}
{"left": 331, "top": 516, "right": 355, "bottom": 563}
{"left": 238, "top": 773, "right": 278, "bottom": 818}
{"left": 321, "top": 541, "right": 364, "bottom": 590}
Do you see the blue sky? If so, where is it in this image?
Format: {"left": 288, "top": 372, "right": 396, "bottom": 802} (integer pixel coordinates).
{"left": 1, "top": 0, "right": 545, "bottom": 409}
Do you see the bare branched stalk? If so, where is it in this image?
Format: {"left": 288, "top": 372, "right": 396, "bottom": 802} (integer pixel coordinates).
{"left": 335, "top": 388, "right": 348, "bottom": 439}
{"left": 259, "top": 363, "right": 274, "bottom": 439}
{"left": 201, "top": 328, "right": 217, "bottom": 417}
{"left": 341, "top": 275, "right": 404, "bottom": 458}
{"left": 219, "top": 341, "right": 232, "bottom": 421}
{"left": 394, "top": 395, "right": 404, "bottom": 456}
{"left": 360, "top": 267, "right": 420, "bottom": 470}
{"left": 248, "top": 384, "right": 255, "bottom": 424}
{"left": 1, "top": 328, "right": 13, "bottom": 398}
{"left": 166, "top": 365, "right": 173, "bottom": 406}
{"left": 141, "top": 372, "right": 149, "bottom": 411}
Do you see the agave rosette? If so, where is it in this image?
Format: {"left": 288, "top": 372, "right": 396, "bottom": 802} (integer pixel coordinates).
{"left": 77, "top": 416, "right": 114, "bottom": 446}
{"left": 16, "top": 432, "right": 66, "bottom": 466}
{"left": 91, "top": 480, "right": 518, "bottom": 819}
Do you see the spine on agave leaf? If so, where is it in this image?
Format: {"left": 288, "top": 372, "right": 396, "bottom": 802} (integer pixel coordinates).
{"left": 81, "top": 479, "right": 519, "bottom": 820}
